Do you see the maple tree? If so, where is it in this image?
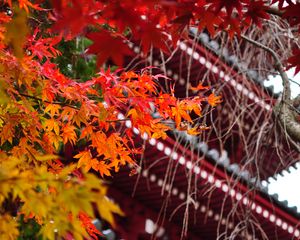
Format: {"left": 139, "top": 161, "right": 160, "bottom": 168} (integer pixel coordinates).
{"left": 0, "top": 0, "right": 300, "bottom": 239}
{"left": 0, "top": 1, "right": 219, "bottom": 239}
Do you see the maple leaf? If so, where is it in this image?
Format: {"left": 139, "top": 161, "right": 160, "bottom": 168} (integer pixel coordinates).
{"left": 4, "top": 7, "right": 28, "bottom": 58}
{"left": 184, "top": 98, "right": 203, "bottom": 116}
{"left": 271, "top": 0, "right": 293, "bottom": 9}
{"left": 44, "top": 104, "right": 61, "bottom": 117}
{"left": 91, "top": 131, "right": 107, "bottom": 155}
{"left": 207, "top": 93, "right": 222, "bottom": 107}
{"left": 138, "top": 22, "right": 169, "bottom": 53}
{"left": 0, "top": 214, "right": 19, "bottom": 240}
{"left": 80, "top": 125, "right": 94, "bottom": 139}
{"left": 98, "top": 161, "right": 112, "bottom": 177}
{"left": 1, "top": 123, "right": 15, "bottom": 144}
{"left": 62, "top": 124, "right": 77, "bottom": 145}
{"left": 243, "top": 1, "right": 270, "bottom": 28}
{"left": 190, "top": 83, "right": 209, "bottom": 91}
{"left": 72, "top": 105, "right": 88, "bottom": 127}
{"left": 51, "top": 0, "right": 100, "bottom": 38}
{"left": 44, "top": 118, "right": 60, "bottom": 135}
{"left": 221, "top": 16, "right": 242, "bottom": 38}
{"left": 5, "top": 0, "right": 42, "bottom": 12}
{"left": 187, "top": 126, "right": 201, "bottom": 136}
{"left": 195, "top": 9, "right": 224, "bottom": 36}
{"left": 172, "top": 103, "right": 192, "bottom": 128}
{"left": 287, "top": 49, "right": 300, "bottom": 75}
{"left": 283, "top": 2, "right": 300, "bottom": 29}
{"left": 207, "top": 0, "right": 249, "bottom": 16}
{"left": 74, "top": 150, "right": 92, "bottom": 169}
{"left": 48, "top": 159, "right": 64, "bottom": 174}
{"left": 97, "top": 193, "right": 124, "bottom": 228}
{"left": 78, "top": 212, "right": 102, "bottom": 239}
{"left": 101, "top": 3, "right": 142, "bottom": 33}
{"left": 187, "top": 125, "right": 211, "bottom": 135}
{"left": 27, "top": 29, "right": 62, "bottom": 60}
{"left": 152, "top": 128, "right": 168, "bottom": 139}
{"left": 155, "top": 93, "right": 177, "bottom": 118}
{"left": 87, "top": 31, "right": 132, "bottom": 67}
{"left": 44, "top": 132, "right": 62, "bottom": 150}
{"left": 127, "top": 108, "right": 139, "bottom": 121}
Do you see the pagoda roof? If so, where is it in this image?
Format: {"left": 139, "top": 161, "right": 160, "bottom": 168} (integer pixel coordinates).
{"left": 126, "top": 36, "right": 298, "bottom": 179}
{"left": 112, "top": 34, "right": 300, "bottom": 239}
{"left": 109, "top": 115, "right": 300, "bottom": 239}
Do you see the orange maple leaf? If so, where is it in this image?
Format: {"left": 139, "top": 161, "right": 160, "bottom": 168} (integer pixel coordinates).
{"left": 172, "top": 103, "right": 192, "bottom": 127}
{"left": 44, "top": 118, "right": 60, "bottom": 135}
{"left": 62, "top": 124, "right": 77, "bottom": 145}
{"left": 78, "top": 211, "right": 102, "bottom": 239}
{"left": 187, "top": 127, "right": 200, "bottom": 136}
{"left": 74, "top": 150, "right": 92, "bottom": 169}
{"left": 207, "top": 93, "right": 222, "bottom": 107}
{"left": 190, "top": 83, "right": 209, "bottom": 91}
{"left": 98, "top": 161, "right": 112, "bottom": 177}
{"left": 187, "top": 125, "right": 211, "bottom": 136}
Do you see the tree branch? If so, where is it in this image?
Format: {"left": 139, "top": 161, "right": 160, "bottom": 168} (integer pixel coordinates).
{"left": 241, "top": 34, "right": 300, "bottom": 145}
{"left": 265, "top": 6, "right": 284, "bottom": 17}
{"left": 241, "top": 34, "right": 291, "bottom": 101}
{"left": 19, "top": 93, "right": 80, "bottom": 110}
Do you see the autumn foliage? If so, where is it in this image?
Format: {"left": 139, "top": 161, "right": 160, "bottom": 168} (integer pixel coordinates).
{"left": 0, "top": 0, "right": 299, "bottom": 239}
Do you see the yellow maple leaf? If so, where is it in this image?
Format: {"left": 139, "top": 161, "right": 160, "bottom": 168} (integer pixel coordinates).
{"left": 34, "top": 154, "right": 59, "bottom": 162}
{"left": 45, "top": 104, "right": 61, "bottom": 117}
{"left": 0, "top": 214, "right": 19, "bottom": 240}
{"left": 4, "top": 8, "right": 28, "bottom": 58}
{"left": 44, "top": 118, "right": 60, "bottom": 135}
{"left": 97, "top": 197, "right": 124, "bottom": 228}
{"left": 45, "top": 132, "right": 62, "bottom": 150}
{"left": 0, "top": 79, "right": 10, "bottom": 104}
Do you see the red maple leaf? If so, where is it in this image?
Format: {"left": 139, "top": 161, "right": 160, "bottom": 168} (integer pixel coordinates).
{"left": 287, "top": 48, "right": 300, "bottom": 75}
{"left": 221, "top": 16, "right": 241, "bottom": 38}
{"left": 195, "top": 9, "right": 224, "bottom": 36}
{"left": 51, "top": 0, "right": 102, "bottom": 38}
{"left": 137, "top": 22, "right": 170, "bottom": 53}
{"left": 207, "top": 0, "right": 250, "bottom": 16}
{"left": 243, "top": 1, "right": 270, "bottom": 28}
{"left": 27, "top": 28, "right": 62, "bottom": 60}
{"left": 101, "top": 3, "right": 143, "bottom": 33}
{"left": 271, "top": 0, "right": 293, "bottom": 9}
{"left": 87, "top": 31, "right": 132, "bottom": 67}
{"left": 283, "top": 2, "right": 300, "bottom": 29}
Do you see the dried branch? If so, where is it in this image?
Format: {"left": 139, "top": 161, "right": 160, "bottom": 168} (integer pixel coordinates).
{"left": 241, "top": 34, "right": 300, "bottom": 146}
{"left": 265, "top": 6, "right": 284, "bottom": 17}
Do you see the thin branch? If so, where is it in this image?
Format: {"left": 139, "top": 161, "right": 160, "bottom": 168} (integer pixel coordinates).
{"left": 265, "top": 6, "right": 284, "bottom": 17}
{"left": 241, "top": 34, "right": 291, "bottom": 101}
{"left": 241, "top": 34, "right": 300, "bottom": 146}
{"left": 19, "top": 93, "right": 80, "bottom": 110}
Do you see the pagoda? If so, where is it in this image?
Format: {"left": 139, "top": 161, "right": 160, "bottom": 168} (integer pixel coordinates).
{"left": 99, "top": 32, "right": 300, "bottom": 240}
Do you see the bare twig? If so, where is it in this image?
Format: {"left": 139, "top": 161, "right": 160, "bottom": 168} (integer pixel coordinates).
{"left": 241, "top": 34, "right": 300, "bottom": 145}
